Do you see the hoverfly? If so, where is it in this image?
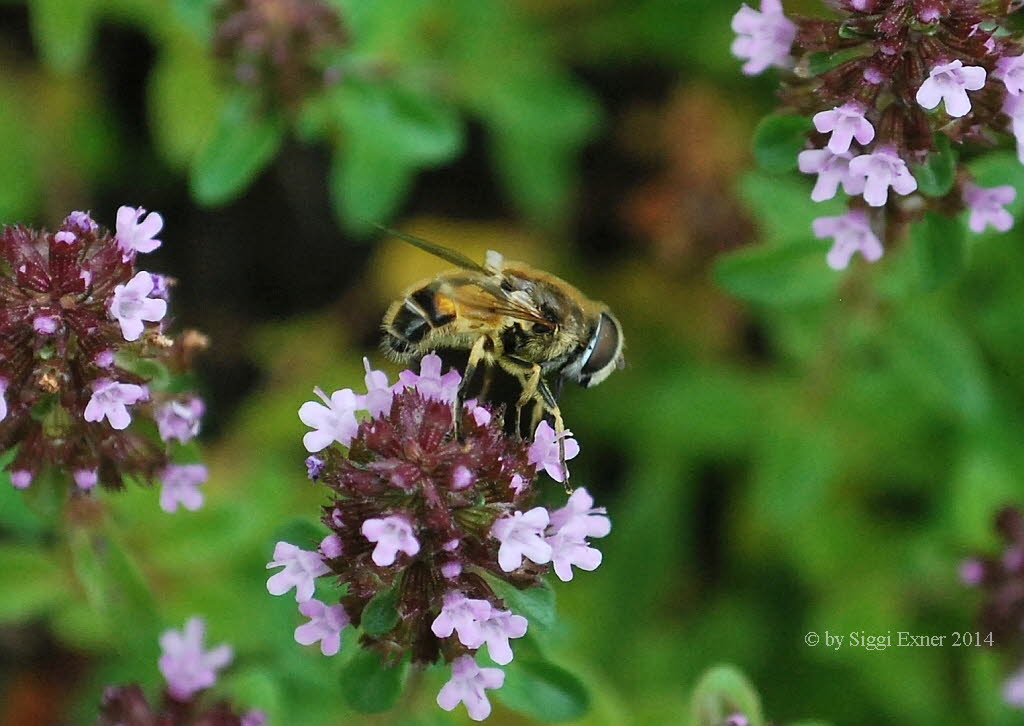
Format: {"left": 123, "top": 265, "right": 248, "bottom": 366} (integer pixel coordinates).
{"left": 379, "top": 228, "right": 624, "bottom": 479}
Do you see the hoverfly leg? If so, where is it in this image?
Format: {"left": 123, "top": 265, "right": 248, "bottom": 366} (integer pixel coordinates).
{"left": 538, "top": 378, "right": 572, "bottom": 492}
{"left": 456, "top": 336, "right": 491, "bottom": 442}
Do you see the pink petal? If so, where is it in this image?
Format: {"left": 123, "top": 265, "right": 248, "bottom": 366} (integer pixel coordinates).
{"left": 916, "top": 78, "right": 943, "bottom": 110}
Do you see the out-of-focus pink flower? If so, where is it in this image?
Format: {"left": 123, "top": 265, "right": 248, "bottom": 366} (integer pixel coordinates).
{"left": 730, "top": 0, "right": 796, "bottom": 76}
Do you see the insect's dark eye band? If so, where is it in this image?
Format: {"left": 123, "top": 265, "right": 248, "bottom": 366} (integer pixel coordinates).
{"left": 581, "top": 313, "right": 620, "bottom": 376}
{"left": 532, "top": 322, "right": 553, "bottom": 334}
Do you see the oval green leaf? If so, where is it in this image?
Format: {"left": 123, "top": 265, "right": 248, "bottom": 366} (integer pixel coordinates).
{"left": 191, "top": 94, "right": 285, "bottom": 206}
{"left": 339, "top": 649, "right": 409, "bottom": 713}
{"left": 690, "top": 665, "right": 764, "bottom": 726}
{"left": 752, "top": 114, "right": 813, "bottom": 174}
{"left": 496, "top": 658, "right": 590, "bottom": 722}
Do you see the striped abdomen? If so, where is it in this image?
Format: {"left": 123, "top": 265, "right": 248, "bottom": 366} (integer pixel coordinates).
{"left": 382, "top": 282, "right": 458, "bottom": 357}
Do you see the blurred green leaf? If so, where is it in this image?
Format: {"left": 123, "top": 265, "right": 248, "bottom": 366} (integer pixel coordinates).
{"left": 884, "top": 310, "right": 991, "bottom": 422}
{"left": 478, "top": 571, "right": 556, "bottom": 631}
{"left": 68, "top": 526, "right": 162, "bottom": 654}
{"left": 0, "top": 81, "right": 40, "bottom": 223}
{"left": 0, "top": 544, "right": 70, "bottom": 622}
{"left": 29, "top": 0, "right": 98, "bottom": 73}
{"left": 191, "top": 94, "right": 285, "bottom": 206}
{"left": 752, "top": 114, "right": 812, "bottom": 174}
{"left": 362, "top": 583, "right": 400, "bottom": 637}
{"left": 338, "top": 649, "right": 409, "bottom": 713}
{"left": 329, "top": 81, "right": 464, "bottom": 230}
{"left": 690, "top": 665, "right": 764, "bottom": 726}
{"left": 496, "top": 658, "right": 591, "bottom": 722}
{"left": 912, "top": 135, "right": 957, "bottom": 198}
{"left": 737, "top": 172, "right": 845, "bottom": 245}
{"left": 272, "top": 517, "right": 327, "bottom": 551}
{"left": 148, "top": 46, "right": 222, "bottom": 169}
{"left": 911, "top": 211, "right": 965, "bottom": 290}
{"left": 219, "top": 667, "right": 284, "bottom": 724}
{"left": 714, "top": 239, "right": 840, "bottom": 306}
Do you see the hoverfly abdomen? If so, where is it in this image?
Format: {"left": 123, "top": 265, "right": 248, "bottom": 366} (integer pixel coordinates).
{"left": 382, "top": 283, "right": 457, "bottom": 357}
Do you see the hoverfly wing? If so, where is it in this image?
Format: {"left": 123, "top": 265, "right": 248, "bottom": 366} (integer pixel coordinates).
{"left": 373, "top": 224, "right": 491, "bottom": 275}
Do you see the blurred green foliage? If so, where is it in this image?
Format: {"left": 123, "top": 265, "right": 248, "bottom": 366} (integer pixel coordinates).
{"left": 2, "top": 0, "right": 1024, "bottom": 724}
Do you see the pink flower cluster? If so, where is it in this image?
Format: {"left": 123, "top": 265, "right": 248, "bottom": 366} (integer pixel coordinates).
{"left": 732, "top": 0, "right": 1024, "bottom": 269}
{"left": 269, "top": 355, "right": 610, "bottom": 721}
{"left": 0, "top": 207, "right": 207, "bottom": 508}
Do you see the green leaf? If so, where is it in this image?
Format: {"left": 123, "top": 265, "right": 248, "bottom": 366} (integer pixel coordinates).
{"left": 68, "top": 526, "right": 161, "bottom": 654}
{"left": 0, "top": 544, "right": 70, "bottom": 622}
{"left": 884, "top": 310, "right": 991, "bottom": 423}
{"left": 29, "top": 0, "right": 98, "bottom": 73}
{"left": 338, "top": 649, "right": 409, "bottom": 713}
{"left": 361, "top": 584, "right": 400, "bottom": 636}
{"left": 804, "top": 47, "right": 869, "bottom": 76}
{"left": 477, "top": 571, "right": 556, "bottom": 631}
{"left": 218, "top": 668, "right": 284, "bottom": 724}
{"left": 911, "top": 211, "right": 965, "bottom": 290}
{"left": 0, "top": 81, "right": 39, "bottom": 223}
{"left": 690, "top": 665, "right": 764, "bottom": 726}
{"left": 714, "top": 239, "right": 841, "bottom": 306}
{"left": 496, "top": 658, "right": 590, "bottom": 722}
{"left": 466, "top": 71, "right": 599, "bottom": 222}
{"left": 271, "top": 517, "right": 327, "bottom": 551}
{"left": 148, "top": 46, "right": 222, "bottom": 169}
{"left": 329, "top": 81, "right": 464, "bottom": 230}
{"left": 752, "top": 114, "right": 813, "bottom": 174}
{"left": 191, "top": 94, "right": 285, "bottom": 206}
{"left": 912, "top": 135, "right": 958, "bottom": 197}
{"left": 737, "top": 172, "right": 845, "bottom": 245}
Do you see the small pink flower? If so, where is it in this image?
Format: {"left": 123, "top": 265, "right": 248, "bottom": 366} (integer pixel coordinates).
{"left": 546, "top": 530, "right": 604, "bottom": 582}
{"left": 298, "top": 387, "right": 360, "bottom": 452}
{"left": 1005, "top": 666, "right": 1024, "bottom": 707}
{"left": 54, "top": 230, "right": 76, "bottom": 244}
{"left": 812, "top": 209, "right": 884, "bottom": 270}
{"left": 33, "top": 315, "right": 59, "bottom": 334}
{"left": 473, "top": 608, "right": 528, "bottom": 665}
{"left": 730, "top": 0, "right": 796, "bottom": 76}
{"left": 431, "top": 592, "right": 492, "bottom": 646}
{"left": 470, "top": 403, "right": 492, "bottom": 426}
{"left": 10, "top": 470, "right": 32, "bottom": 489}
{"left": 319, "top": 534, "right": 343, "bottom": 559}
{"left": 155, "top": 397, "right": 205, "bottom": 443}
{"left": 848, "top": 147, "right": 918, "bottom": 207}
{"left": 115, "top": 205, "right": 163, "bottom": 258}
{"left": 963, "top": 183, "right": 1016, "bottom": 233}
{"left": 916, "top": 60, "right": 987, "bottom": 118}
{"left": 110, "top": 271, "right": 168, "bottom": 342}
{"left": 398, "top": 353, "right": 461, "bottom": 403}
{"left": 84, "top": 380, "right": 148, "bottom": 430}
{"left": 527, "top": 421, "right": 580, "bottom": 483}
{"left": 74, "top": 469, "right": 98, "bottom": 490}
{"left": 452, "top": 466, "right": 474, "bottom": 490}
{"left": 0, "top": 378, "right": 7, "bottom": 422}
{"left": 436, "top": 655, "right": 505, "bottom": 722}
{"left": 1004, "top": 93, "right": 1024, "bottom": 162}
{"left": 294, "top": 598, "right": 349, "bottom": 656}
{"left": 813, "top": 103, "right": 875, "bottom": 154}
{"left": 797, "top": 148, "right": 866, "bottom": 202}
{"left": 362, "top": 358, "right": 394, "bottom": 418}
{"left": 361, "top": 515, "right": 420, "bottom": 566}
{"left": 158, "top": 617, "right": 233, "bottom": 701}
{"left": 996, "top": 54, "right": 1024, "bottom": 95}
{"left": 159, "top": 464, "right": 208, "bottom": 513}
{"left": 266, "top": 541, "right": 330, "bottom": 602}
{"left": 491, "top": 507, "right": 553, "bottom": 572}
{"left": 548, "top": 488, "right": 612, "bottom": 539}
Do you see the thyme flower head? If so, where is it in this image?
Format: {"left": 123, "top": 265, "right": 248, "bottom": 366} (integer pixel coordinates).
{"left": 733, "top": 0, "right": 1024, "bottom": 267}
{"left": 0, "top": 208, "right": 207, "bottom": 509}
{"left": 214, "top": 0, "right": 347, "bottom": 108}
{"left": 267, "top": 355, "right": 610, "bottom": 721}
{"left": 962, "top": 505, "right": 1024, "bottom": 708}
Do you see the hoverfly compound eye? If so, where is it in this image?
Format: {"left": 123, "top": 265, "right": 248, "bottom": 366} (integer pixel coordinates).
{"left": 579, "top": 312, "right": 622, "bottom": 387}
